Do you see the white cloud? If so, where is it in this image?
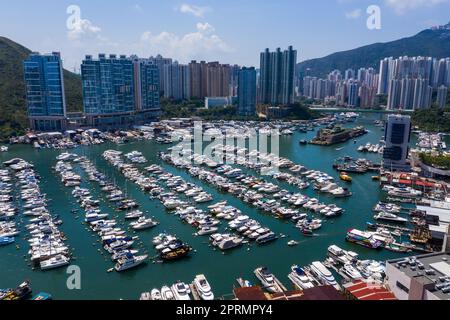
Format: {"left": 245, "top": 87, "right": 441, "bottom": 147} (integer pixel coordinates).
{"left": 178, "top": 3, "right": 210, "bottom": 17}
{"left": 67, "top": 18, "right": 101, "bottom": 41}
{"left": 138, "top": 23, "right": 232, "bottom": 63}
{"left": 385, "top": 0, "right": 449, "bottom": 14}
{"left": 345, "top": 9, "right": 362, "bottom": 19}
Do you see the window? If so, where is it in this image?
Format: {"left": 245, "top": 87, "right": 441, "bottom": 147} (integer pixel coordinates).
{"left": 396, "top": 281, "right": 409, "bottom": 294}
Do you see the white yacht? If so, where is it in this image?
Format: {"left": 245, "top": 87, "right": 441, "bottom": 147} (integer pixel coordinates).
{"left": 150, "top": 289, "right": 162, "bottom": 300}
{"left": 114, "top": 254, "right": 148, "bottom": 272}
{"left": 309, "top": 261, "right": 341, "bottom": 291}
{"left": 342, "top": 264, "right": 363, "bottom": 280}
{"left": 288, "top": 265, "right": 315, "bottom": 290}
{"left": 171, "top": 281, "right": 191, "bottom": 300}
{"left": 194, "top": 274, "right": 214, "bottom": 300}
{"left": 161, "top": 286, "right": 175, "bottom": 300}
{"left": 40, "top": 254, "right": 70, "bottom": 270}
{"left": 130, "top": 217, "right": 158, "bottom": 230}
{"left": 254, "top": 267, "right": 283, "bottom": 293}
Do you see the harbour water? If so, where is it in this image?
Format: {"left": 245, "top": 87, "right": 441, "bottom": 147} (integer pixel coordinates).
{"left": 0, "top": 114, "right": 437, "bottom": 300}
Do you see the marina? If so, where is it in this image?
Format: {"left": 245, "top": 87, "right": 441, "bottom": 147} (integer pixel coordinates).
{"left": 0, "top": 114, "right": 449, "bottom": 300}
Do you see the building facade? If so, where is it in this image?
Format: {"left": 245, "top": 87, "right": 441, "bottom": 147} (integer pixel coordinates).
{"left": 383, "top": 114, "right": 412, "bottom": 171}
{"left": 23, "top": 52, "right": 67, "bottom": 131}
{"left": 81, "top": 54, "right": 160, "bottom": 129}
{"left": 259, "top": 46, "right": 297, "bottom": 105}
{"left": 237, "top": 67, "right": 257, "bottom": 116}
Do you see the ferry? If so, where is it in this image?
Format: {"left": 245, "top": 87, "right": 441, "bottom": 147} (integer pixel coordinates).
{"left": 346, "top": 229, "right": 383, "bottom": 249}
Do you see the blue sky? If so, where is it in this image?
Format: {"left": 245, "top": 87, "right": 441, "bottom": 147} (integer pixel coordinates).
{"left": 1, "top": 0, "right": 449, "bottom": 71}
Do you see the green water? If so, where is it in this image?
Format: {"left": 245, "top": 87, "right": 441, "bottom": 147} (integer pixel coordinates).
{"left": 0, "top": 114, "right": 418, "bottom": 300}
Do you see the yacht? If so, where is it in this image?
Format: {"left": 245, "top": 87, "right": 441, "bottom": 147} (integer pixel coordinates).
{"left": 130, "top": 217, "right": 158, "bottom": 230}
{"left": 161, "top": 286, "right": 175, "bottom": 300}
{"left": 374, "top": 212, "right": 408, "bottom": 223}
{"left": 254, "top": 267, "right": 283, "bottom": 293}
{"left": 288, "top": 265, "right": 315, "bottom": 290}
{"left": 171, "top": 281, "right": 191, "bottom": 300}
{"left": 342, "top": 264, "right": 363, "bottom": 280}
{"left": 150, "top": 289, "right": 162, "bottom": 300}
{"left": 256, "top": 232, "right": 278, "bottom": 245}
{"left": 114, "top": 254, "right": 148, "bottom": 272}
{"left": 309, "top": 261, "right": 341, "bottom": 291}
{"left": 197, "top": 226, "right": 219, "bottom": 236}
{"left": 193, "top": 274, "right": 214, "bottom": 300}
{"left": 217, "top": 235, "right": 243, "bottom": 250}
{"left": 40, "top": 254, "right": 70, "bottom": 271}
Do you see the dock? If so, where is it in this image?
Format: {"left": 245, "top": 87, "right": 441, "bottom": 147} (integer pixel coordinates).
{"left": 189, "top": 283, "right": 201, "bottom": 301}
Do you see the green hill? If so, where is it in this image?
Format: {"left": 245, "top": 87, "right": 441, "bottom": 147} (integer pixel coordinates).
{"left": 297, "top": 24, "right": 450, "bottom": 77}
{"left": 0, "top": 36, "right": 82, "bottom": 140}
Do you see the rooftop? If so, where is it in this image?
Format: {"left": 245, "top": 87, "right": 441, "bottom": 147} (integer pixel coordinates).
{"left": 344, "top": 280, "right": 397, "bottom": 300}
{"left": 387, "top": 252, "right": 450, "bottom": 300}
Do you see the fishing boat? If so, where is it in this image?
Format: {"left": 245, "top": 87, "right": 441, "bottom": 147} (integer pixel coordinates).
{"left": 0, "top": 281, "right": 32, "bottom": 300}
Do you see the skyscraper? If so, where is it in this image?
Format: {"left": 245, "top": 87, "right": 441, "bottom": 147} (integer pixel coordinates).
{"left": 23, "top": 52, "right": 67, "bottom": 131}
{"left": 347, "top": 81, "right": 359, "bottom": 107}
{"left": 383, "top": 115, "right": 412, "bottom": 171}
{"left": 259, "top": 46, "right": 297, "bottom": 105}
{"left": 437, "top": 85, "right": 448, "bottom": 108}
{"left": 81, "top": 54, "right": 160, "bottom": 128}
{"left": 163, "top": 62, "right": 190, "bottom": 101}
{"left": 149, "top": 54, "right": 172, "bottom": 95}
{"left": 237, "top": 67, "right": 257, "bottom": 117}
{"left": 377, "top": 57, "right": 391, "bottom": 94}
{"left": 387, "top": 79, "right": 401, "bottom": 109}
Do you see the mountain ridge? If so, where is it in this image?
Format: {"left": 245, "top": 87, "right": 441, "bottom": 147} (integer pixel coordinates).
{"left": 297, "top": 25, "right": 450, "bottom": 78}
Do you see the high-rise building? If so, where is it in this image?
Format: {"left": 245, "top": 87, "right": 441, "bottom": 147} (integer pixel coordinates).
{"left": 149, "top": 54, "right": 172, "bottom": 95}
{"left": 399, "top": 78, "right": 414, "bottom": 110}
{"left": 259, "top": 46, "right": 297, "bottom": 105}
{"left": 377, "top": 57, "right": 391, "bottom": 94}
{"left": 345, "top": 69, "right": 355, "bottom": 80}
{"left": 347, "top": 81, "right": 359, "bottom": 107}
{"left": 437, "top": 85, "right": 448, "bottom": 108}
{"left": 383, "top": 114, "right": 412, "bottom": 171}
{"left": 23, "top": 52, "right": 67, "bottom": 131}
{"left": 163, "top": 62, "right": 190, "bottom": 101}
{"left": 412, "top": 78, "right": 432, "bottom": 109}
{"left": 237, "top": 67, "right": 257, "bottom": 117}
{"left": 188, "top": 60, "right": 231, "bottom": 99}
{"left": 81, "top": 54, "right": 160, "bottom": 128}
{"left": 359, "top": 85, "right": 377, "bottom": 108}
{"left": 387, "top": 79, "right": 401, "bottom": 109}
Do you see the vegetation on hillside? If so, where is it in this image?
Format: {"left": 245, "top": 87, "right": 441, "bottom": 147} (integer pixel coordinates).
{"left": 0, "top": 36, "right": 82, "bottom": 141}
{"left": 419, "top": 153, "right": 450, "bottom": 170}
{"left": 297, "top": 27, "right": 450, "bottom": 78}
{"left": 412, "top": 106, "right": 450, "bottom": 133}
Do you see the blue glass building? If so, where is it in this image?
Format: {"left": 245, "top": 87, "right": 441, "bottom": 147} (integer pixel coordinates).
{"left": 81, "top": 54, "right": 160, "bottom": 128}
{"left": 238, "top": 67, "right": 257, "bottom": 116}
{"left": 23, "top": 52, "right": 67, "bottom": 131}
